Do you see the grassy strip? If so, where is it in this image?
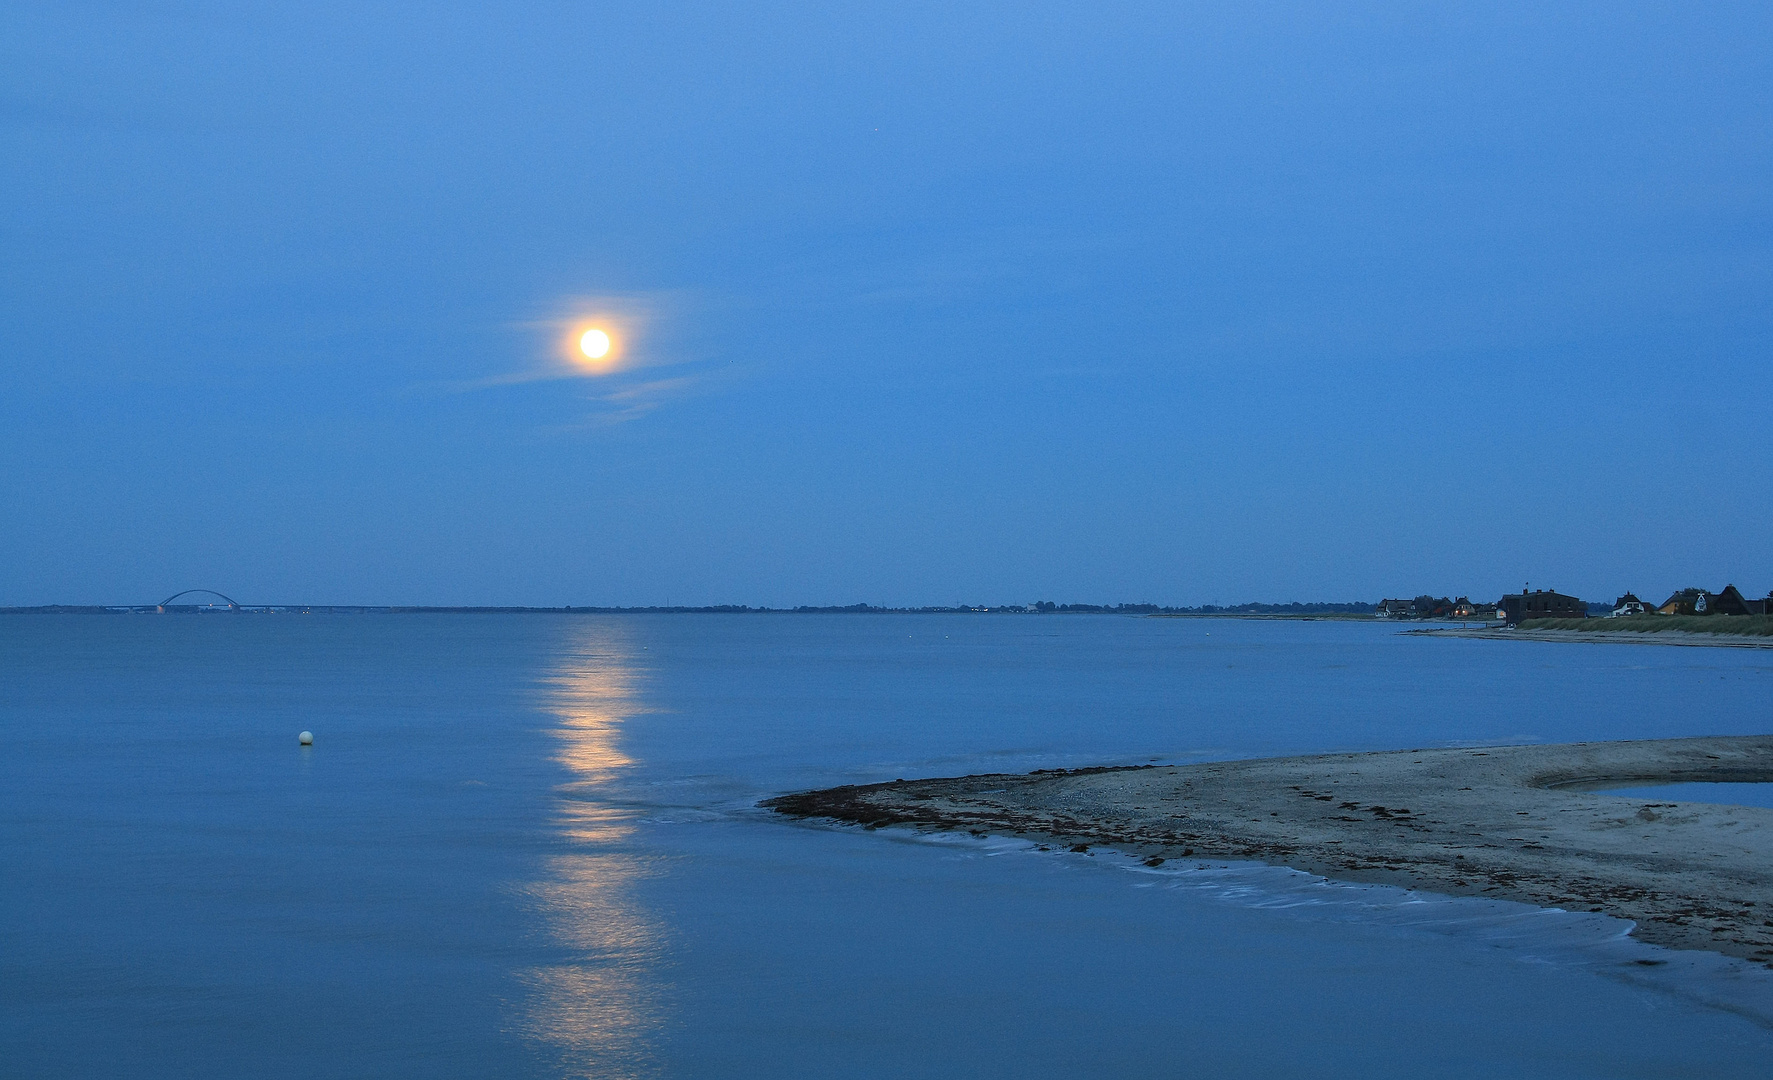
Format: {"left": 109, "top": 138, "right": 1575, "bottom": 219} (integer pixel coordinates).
{"left": 1148, "top": 611, "right": 1377, "bottom": 620}
{"left": 1518, "top": 614, "right": 1773, "bottom": 637}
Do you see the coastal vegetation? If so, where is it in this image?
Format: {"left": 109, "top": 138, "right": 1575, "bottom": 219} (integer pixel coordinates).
{"left": 1518, "top": 614, "right": 1773, "bottom": 636}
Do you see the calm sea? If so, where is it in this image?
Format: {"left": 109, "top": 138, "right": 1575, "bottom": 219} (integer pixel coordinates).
{"left": 4, "top": 614, "right": 1772, "bottom": 1078}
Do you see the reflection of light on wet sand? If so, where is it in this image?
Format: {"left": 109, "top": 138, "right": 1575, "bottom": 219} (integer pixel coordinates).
{"left": 523, "top": 628, "right": 664, "bottom": 1078}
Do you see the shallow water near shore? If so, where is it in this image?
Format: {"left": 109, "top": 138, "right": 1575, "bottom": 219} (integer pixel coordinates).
{"left": 1601, "top": 781, "right": 1773, "bottom": 809}
{"left": 4, "top": 614, "right": 1773, "bottom": 1077}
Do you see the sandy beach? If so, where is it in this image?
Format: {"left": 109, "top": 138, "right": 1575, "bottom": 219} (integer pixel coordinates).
{"left": 1411, "top": 627, "right": 1773, "bottom": 648}
{"left": 768, "top": 736, "right": 1773, "bottom": 962}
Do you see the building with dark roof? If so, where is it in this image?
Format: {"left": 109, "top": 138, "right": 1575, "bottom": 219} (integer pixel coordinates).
{"left": 1708, "top": 585, "right": 1755, "bottom": 616}
{"left": 1656, "top": 586, "right": 1762, "bottom": 616}
{"left": 1451, "top": 597, "right": 1497, "bottom": 619}
{"left": 1498, "top": 588, "right": 1585, "bottom": 625}
{"left": 1657, "top": 588, "right": 1706, "bottom": 615}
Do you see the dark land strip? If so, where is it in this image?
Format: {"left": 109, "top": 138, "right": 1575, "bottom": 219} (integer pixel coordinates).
{"left": 1414, "top": 627, "right": 1773, "bottom": 648}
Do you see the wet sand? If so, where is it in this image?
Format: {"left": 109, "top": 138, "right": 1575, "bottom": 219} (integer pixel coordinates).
{"left": 1411, "top": 627, "right": 1773, "bottom": 648}
{"left": 767, "top": 736, "right": 1773, "bottom": 962}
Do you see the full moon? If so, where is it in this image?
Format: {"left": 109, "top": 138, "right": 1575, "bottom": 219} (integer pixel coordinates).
{"left": 579, "top": 329, "right": 611, "bottom": 360}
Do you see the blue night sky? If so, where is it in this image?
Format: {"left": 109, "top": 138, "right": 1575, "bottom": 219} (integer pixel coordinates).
{"left": 3, "top": 2, "right": 1769, "bottom": 607}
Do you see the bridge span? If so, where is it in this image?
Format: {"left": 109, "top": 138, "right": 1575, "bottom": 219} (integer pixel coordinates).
{"left": 157, "top": 589, "right": 241, "bottom": 611}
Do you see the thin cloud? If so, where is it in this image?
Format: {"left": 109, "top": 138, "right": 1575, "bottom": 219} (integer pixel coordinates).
{"left": 572, "top": 376, "right": 704, "bottom": 428}
{"left": 412, "top": 291, "right": 721, "bottom": 425}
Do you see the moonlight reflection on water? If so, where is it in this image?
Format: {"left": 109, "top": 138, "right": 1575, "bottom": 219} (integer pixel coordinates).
{"left": 524, "top": 628, "right": 665, "bottom": 1078}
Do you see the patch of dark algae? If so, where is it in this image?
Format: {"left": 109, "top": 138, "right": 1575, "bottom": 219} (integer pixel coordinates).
{"left": 764, "top": 736, "right": 1773, "bottom": 965}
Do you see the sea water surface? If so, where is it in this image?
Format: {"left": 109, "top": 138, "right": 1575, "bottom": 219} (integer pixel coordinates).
{"left": 4, "top": 614, "right": 1773, "bottom": 1078}
{"left": 1600, "top": 782, "right": 1773, "bottom": 809}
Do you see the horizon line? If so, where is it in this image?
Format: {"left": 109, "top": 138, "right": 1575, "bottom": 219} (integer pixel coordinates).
{"left": 1, "top": 600, "right": 1388, "bottom": 616}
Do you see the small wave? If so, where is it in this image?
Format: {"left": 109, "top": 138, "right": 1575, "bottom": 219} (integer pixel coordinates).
{"left": 892, "top": 827, "right": 1773, "bottom": 1028}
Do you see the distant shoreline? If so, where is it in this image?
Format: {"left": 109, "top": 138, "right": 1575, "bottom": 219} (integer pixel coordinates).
{"left": 1411, "top": 626, "right": 1773, "bottom": 649}
{"left": 0, "top": 604, "right": 1382, "bottom": 617}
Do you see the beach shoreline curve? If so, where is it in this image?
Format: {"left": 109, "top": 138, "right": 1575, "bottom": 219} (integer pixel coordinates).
{"left": 765, "top": 736, "right": 1773, "bottom": 963}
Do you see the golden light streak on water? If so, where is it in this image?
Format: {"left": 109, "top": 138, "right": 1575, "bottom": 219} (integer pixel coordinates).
{"left": 522, "top": 627, "right": 665, "bottom": 1078}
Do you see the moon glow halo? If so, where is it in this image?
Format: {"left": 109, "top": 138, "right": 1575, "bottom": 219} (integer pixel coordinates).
{"left": 556, "top": 307, "right": 633, "bottom": 376}
{"left": 579, "top": 329, "right": 611, "bottom": 360}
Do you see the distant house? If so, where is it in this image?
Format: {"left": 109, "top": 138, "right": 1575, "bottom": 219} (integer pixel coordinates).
{"left": 1710, "top": 585, "right": 1755, "bottom": 617}
{"left": 1376, "top": 596, "right": 1462, "bottom": 619}
{"left": 1611, "top": 593, "right": 1651, "bottom": 617}
{"left": 1498, "top": 588, "right": 1585, "bottom": 625}
{"left": 1652, "top": 585, "right": 1769, "bottom": 616}
{"left": 1656, "top": 586, "right": 1756, "bottom": 616}
{"left": 1658, "top": 588, "right": 1706, "bottom": 615}
{"left": 1400, "top": 596, "right": 1451, "bottom": 618}
{"left": 1451, "top": 597, "right": 1497, "bottom": 619}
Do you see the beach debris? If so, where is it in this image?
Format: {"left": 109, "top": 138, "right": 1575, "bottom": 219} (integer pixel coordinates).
{"left": 299, "top": 731, "right": 313, "bottom": 746}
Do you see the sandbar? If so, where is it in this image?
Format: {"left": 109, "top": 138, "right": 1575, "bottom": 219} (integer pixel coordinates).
{"left": 767, "top": 736, "right": 1773, "bottom": 962}
{"left": 1411, "top": 627, "right": 1773, "bottom": 648}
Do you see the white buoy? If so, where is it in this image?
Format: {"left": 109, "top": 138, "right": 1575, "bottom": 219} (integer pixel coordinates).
{"left": 298, "top": 731, "right": 313, "bottom": 746}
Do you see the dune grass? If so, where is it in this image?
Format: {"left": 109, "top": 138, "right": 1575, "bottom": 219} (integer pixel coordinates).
{"left": 1518, "top": 614, "right": 1773, "bottom": 636}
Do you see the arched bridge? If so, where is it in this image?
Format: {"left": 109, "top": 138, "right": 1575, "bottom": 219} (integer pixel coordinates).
{"left": 157, "top": 589, "right": 241, "bottom": 610}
